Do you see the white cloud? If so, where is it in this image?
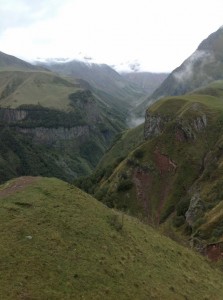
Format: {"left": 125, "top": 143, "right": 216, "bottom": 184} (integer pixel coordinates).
{"left": 0, "top": 0, "right": 223, "bottom": 72}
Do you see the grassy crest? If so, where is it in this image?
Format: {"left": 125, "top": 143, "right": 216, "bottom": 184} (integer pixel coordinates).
{"left": 0, "top": 177, "right": 223, "bottom": 299}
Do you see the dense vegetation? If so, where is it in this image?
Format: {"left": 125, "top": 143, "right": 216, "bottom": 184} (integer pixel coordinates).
{"left": 0, "top": 68, "right": 126, "bottom": 183}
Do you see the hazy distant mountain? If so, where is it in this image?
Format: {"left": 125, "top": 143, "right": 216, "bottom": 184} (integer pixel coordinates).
{"left": 138, "top": 26, "right": 223, "bottom": 113}
{"left": 0, "top": 51, "right": 44, "bottom": 72}
{"left": 38, "top": 59, "right": 147, "bottom": 112}
{"left": 122, "top": 72, "right": 169, "bottom": 95}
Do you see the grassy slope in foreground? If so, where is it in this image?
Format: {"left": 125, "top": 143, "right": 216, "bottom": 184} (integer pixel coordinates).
{"left": 0, "top": 177, "right": 223, "bottom": 299}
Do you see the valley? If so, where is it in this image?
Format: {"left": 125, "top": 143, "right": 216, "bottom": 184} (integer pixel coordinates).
{"left": 1, "top": 26, "right": 223, "bottom": 299}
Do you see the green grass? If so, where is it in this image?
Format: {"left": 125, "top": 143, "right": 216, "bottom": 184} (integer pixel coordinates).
{"left": 0, "top": 71, "right": 81, "bottom": 111}
{"left": 1, "top": 176, "right": 223, "bottom": 299}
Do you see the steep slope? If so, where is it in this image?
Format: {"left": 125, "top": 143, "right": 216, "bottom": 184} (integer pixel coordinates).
{"left": 122, "top": 72, "right": 168, "bottom": 95}
{"left": 137, "top": 26, "right": 223, "bottom": 113}
{"left": 0, "top": 65, "right": 126, "bottom": 182}
{"left": 1, "top": 176, "right": 223, "bottom": 299}
{"left": 0, "top": 51, "right": 44, "bottom": 71}
{"left": 84, "top": 81, "right": 223, "bottom": 250}
{"left": 40, "top": 60, "right": 147, "bottom": 112}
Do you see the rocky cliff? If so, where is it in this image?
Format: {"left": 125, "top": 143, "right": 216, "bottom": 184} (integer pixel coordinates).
{"left": 0, "top": 108, "right": 27, "bottom": 122}
{"left": 0, "top": 96, "right": 123, "bottom": 182}
{"left": 86, "top": 90, "right": 223, "bottom": 249}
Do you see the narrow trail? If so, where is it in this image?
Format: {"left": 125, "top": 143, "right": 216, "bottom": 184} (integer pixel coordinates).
{"left": 0, "top": 176, "right": 40, "bottom": 198}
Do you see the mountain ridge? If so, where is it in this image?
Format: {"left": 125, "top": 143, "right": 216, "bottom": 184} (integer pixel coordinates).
{"left": 136, "top": 26, "right": 223, "bottom": 114}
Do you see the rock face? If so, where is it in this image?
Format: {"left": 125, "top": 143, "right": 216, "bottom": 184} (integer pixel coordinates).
{"left": 175, "top": 114, "right": 207, "bottom": 140}
{"left": 17, "top": 126, "right": 90, "bottom": 146}
{"left": 144, "top": 108, "right": 207, "bottom": 141}
{"left": 144, "top": 112, "right": 170, "bottom": 139}
{"left": 185, "top": 193, "right": 205, "bottom": 226}
{"left": 0, "top": 108, "right": 27, "bottom": 122}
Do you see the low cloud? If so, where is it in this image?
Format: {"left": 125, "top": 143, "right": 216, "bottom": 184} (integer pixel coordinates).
{"left": 126, "top": 114, "right": 145, "bottom": 128}
{"left": 173, "top": 50, "right": 215, "bottom": 83}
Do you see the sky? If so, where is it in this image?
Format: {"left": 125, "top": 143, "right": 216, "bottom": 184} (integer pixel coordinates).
{"left": 0, "top": 0, "right": 223, "bottom": 72}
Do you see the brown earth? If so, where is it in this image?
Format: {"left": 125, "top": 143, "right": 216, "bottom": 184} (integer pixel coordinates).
{"left": 132, "top": 168, "right": 152, "bottom": 222}
{"left": 154, "top": 148, "right": 177, "bottom": 175}
{"left": 132, "top": 148, "right": 177, "bottom": 224}
{"left": 0, "top": 176, "right": 40, "bottom": 198}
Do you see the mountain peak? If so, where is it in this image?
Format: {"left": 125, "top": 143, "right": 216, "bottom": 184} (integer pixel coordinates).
{"left": 197, "top": 26, "right": 223, "bottom": 56}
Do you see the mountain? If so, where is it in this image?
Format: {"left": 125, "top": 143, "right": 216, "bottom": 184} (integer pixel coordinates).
{"left": 137, "top": 26, "right": 223, "bottom": 113}
{"left": 0, "top": 52, "right": 126, "bottom": 183}
{"left": 37, "top": 59, "right": 147, "bottom": 112}
{"left": 1, "top": 176, "right": 223, "bottom": 299}
{"left": 77, "top": 80, "right": 223, "bottom": 253}
{"left": 0, "top": 51, "right": 45, "bottom": 72}
{"left": 122, "top": 72, "right": 169, "bottom": 95}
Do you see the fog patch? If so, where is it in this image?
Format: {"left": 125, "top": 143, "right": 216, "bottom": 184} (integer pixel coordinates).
{"left": 127, "top": 114, "right": 145, "bottom": 128}
{"left": 173, "top": 50, "right": 215, "bottom": 83}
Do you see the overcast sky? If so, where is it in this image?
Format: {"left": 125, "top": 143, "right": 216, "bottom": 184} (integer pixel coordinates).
{"left": 0, "top": 0, "right": 222, "bottom": 72}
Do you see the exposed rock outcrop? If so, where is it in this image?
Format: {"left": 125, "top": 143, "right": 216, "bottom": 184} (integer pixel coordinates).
{"left": 0, "top": 108, "right": 27, "bottom": 122}
{"left": 185, "top": 193, "right": 205, "bottom": 226}
{"left": 144, "top": 112, "right": 170, "bottom": 139}
{"left": 175, "top": 114, "right": 207, "bottom": 140}
{"left": 144, "top": 108, "right": 207, "bottom": 141}
{"left": 17, "top": 126, "right": 90, "bottom": 146}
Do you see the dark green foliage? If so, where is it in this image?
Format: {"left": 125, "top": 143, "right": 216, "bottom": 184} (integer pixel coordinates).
{"left": 0, "top": 127, "right": 65, "bottom": 183}
{"left": 69, "top": 89, "right": 93, "bottom": 104}
{"left": 80, "top": 140, "right": 104, "bottom": 167}
{"left": 117, "top": 179, "right": 133, "bottom": 192}
{"left": 133, "top": 149, "right": 144, "bottom": 159}
{"left": 176, "top": 198, "right": 190, "bottom": 216}
{"left": 159, "top": 205, "right": 175, "bottom": 224}
{"left": 212, "top": 219, "right": 223, "bottom": 238}
{"left": 173, "top": 216, "right": 186, "bottom": 228}
{"left": 17, "top": 105, "right": 85, "bottom": 128}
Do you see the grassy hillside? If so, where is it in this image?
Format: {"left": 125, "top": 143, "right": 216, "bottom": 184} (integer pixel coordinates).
{"left": 83, "top": 81, "right": 223, "bottom": 246}
{"left": 0, "top": 51, "right": 43, "bottom": 72}
{"left": 0, "top": 71, "right": 83, "bottom": 110}
{"left": 1, "top": 176, "right": 223, "bottom": 299}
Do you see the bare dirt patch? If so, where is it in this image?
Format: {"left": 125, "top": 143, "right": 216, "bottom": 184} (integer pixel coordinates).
{"left": 0, "top": 176, "right": 40, "bottom": 198}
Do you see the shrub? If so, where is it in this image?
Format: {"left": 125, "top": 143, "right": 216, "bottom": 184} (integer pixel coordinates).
{"left": 117, "top": 179, "right": 133, "bottom": 192}
{"left": 173, "top": 216, "right": 185, "bottom": 227}
{"left": 176, "top": 198, "right": 190, "bottom": 216}
{"left": 133, "top": 149, "right": 144, "bottom": 159}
